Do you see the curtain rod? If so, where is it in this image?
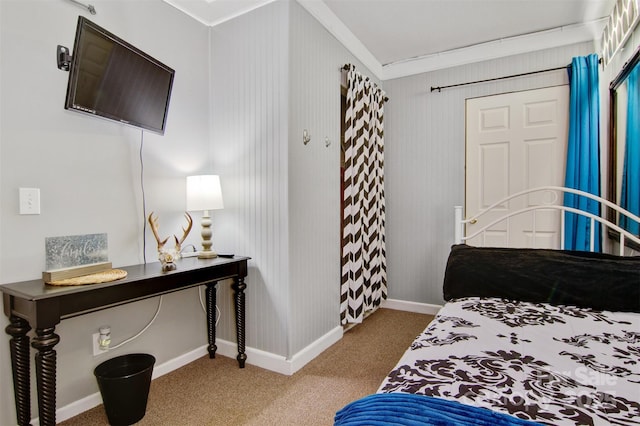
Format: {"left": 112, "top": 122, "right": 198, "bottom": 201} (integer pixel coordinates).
{"left": 430, "top": 64, "right": 571, "bottom": 92}
{"left": 342, "top": 64, "right": 389, "bottom": 102}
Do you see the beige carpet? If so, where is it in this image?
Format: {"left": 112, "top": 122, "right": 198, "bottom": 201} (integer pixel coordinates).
{"left": 60, "top": 308, "right": 433, "bottom": 425}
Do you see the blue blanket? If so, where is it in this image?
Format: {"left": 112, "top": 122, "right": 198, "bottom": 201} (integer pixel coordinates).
{"left": 334, "top": 393, "right": 541, "bottom": 426}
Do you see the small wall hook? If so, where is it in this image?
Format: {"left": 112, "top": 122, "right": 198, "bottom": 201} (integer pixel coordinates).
{"left": 325, "top": 137, "right": 331, "bottom": 147}
{"left": 303, "top": 129, "right": 311, "bottom": 145}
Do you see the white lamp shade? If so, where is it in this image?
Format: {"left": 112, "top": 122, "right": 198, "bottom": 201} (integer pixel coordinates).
{"left": 186, "top": 175, "right": 224, "bottom": 211}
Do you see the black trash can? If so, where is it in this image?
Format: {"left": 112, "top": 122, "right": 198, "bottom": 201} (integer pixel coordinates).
{"left": 94, "top": 353, "right": 156, "bottom": 426}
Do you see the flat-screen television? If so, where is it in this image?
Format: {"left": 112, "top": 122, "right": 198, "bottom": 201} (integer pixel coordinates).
{"left": 64, "top": 17, "right": 175, "bottom": 134}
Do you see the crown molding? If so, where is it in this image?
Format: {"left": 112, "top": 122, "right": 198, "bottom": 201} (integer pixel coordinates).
{"left": 163, "top": 0, "right": 211, "bottom": 26}
{"left": 166, "top": 0, "right": 608, "bottom": 81}
{"left": 297, "top": 0, "right": 608, "bottom": 81}
{"left": 164, "top": 0, "right": 277, "bottom": 27}
{"left": 381, "top": 19, "right": 608, "bottom": 80}
{"left": 296, "top": 0, "right": 384, "bottom": 80}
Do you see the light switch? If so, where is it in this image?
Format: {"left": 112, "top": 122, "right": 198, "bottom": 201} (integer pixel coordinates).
{"left": 19, "top": 188, "right": 40, "bottom": 215}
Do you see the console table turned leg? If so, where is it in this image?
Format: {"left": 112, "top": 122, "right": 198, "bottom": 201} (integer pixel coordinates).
{"left": 232, "top": 277, "right": 247, "bottom": 368}
{"left": 32, "top": 327, "right": 60, "bottom": 426}
{"left": 6, "top": 315, "right": 32, "bottom": 426}
{"left": 205, "top": 283, "right": 218, "bottom": 358}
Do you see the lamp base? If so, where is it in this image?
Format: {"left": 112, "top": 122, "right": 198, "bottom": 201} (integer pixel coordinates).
{"left": 197, "top": 210, "right": 217, "bottom": 259}
{"left": 197, "top": 250, "right": 218, "bottom": 259}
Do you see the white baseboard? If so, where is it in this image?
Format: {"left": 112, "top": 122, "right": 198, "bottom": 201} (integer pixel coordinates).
{"left": 215, "top": 339, "right": 290, "bottom": 374}
{"left": 216, "top": 325, "right": 343, "bottom": 375}
{"left": 49, "top": 327, "right": 344, "bottom": 423}
{"left": 152, "top": 345, "right": 209, "bottom": 379}
{"left": 288, "top": 326, "right": 343, "bottom": 374}
{"left": 48, "top": 392, "right": 102, "bottom": 426}
{"left": 49, "top": 345, "right": 208, "bottom": 424}
{"left": 381, "top": 298, "right": 442, "bottom": 315}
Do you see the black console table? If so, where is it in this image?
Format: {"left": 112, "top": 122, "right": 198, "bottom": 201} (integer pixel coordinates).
{"left": 1, "top": 255, "right": 249, "bottom": 426}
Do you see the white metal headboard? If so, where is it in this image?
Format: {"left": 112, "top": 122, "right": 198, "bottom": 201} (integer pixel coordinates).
{"left": 454, "top": 186, "right": 640, "bottom": 255}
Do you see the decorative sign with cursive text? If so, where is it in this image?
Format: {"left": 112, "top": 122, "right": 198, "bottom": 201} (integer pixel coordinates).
{"left": 45, "top": 233, "right": 108, "bottom": 271}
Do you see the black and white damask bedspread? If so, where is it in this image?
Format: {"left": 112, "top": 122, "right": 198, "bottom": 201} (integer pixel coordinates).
{"left": 379, "top": 298, "right": 640, "bottom": 425}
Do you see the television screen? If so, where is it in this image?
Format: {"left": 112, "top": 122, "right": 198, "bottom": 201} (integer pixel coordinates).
{"left": 64, "top": 17, "right": 175, "bottom": 134}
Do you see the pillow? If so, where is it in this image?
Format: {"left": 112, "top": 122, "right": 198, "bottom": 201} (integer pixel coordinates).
{"left": 443, "top": 244, "right": 640, "bottom": 313}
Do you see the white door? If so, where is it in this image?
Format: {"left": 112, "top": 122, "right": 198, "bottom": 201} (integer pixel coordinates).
{"left": 465, "top": 86, "right": 569, "bottom": 248}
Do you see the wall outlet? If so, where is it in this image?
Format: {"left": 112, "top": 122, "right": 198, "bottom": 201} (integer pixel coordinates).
{"left": 92, "top": 333, "right": 108, "bottom": 356}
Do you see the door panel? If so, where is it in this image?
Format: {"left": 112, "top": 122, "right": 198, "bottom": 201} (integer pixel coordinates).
{"left": 466, "top": 86, "right": 569, "bottom": 248}
{"left": 480, "top": 142, "right": 509, "bottom": 209}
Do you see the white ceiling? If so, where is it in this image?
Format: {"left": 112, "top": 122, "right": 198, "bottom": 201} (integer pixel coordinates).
{"left": 163, "top": 0, "right": 616, "bottom": 80}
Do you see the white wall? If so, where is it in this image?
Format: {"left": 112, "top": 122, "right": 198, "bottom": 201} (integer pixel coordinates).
{"left": 287, "top": 0, "right": 380, "bottom": 355}
{"left": 383, "top": 42, "right": 597, "bottom": 305}
{"left": 0, "top": 1, "right": 210, "bottom": 424}
{"left": 209, "top": 0, "right": 291, "bottom": 357}
{"left": 1, "top": 0, "right": 636, "bottom": 424}
{"left": 384, "top": 29, "right": 640, "bottom": 305}
{"left": 209, "top": 0, "right": 381, "bottom": 358}
{"left": 0, "top": 2, "right": 378, "bottom": 422}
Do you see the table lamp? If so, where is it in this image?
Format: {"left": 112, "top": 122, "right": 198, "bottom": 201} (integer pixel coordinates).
{"left": 186, "top": 175, "right": 224, "bottom": 258}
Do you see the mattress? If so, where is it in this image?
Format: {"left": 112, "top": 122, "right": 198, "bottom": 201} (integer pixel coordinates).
{"left": 378, "top": 297, "right": 640, "bottom": 425}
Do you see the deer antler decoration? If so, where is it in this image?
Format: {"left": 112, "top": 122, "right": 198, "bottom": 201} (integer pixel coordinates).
{"left": 148, "top": 212, "right": 169, "bottom": 252}
{"left": 148, "top": 212, "right": 193, "bottom": 272}
{"left": 173, "top": 212, "right": 193, "bottom": 255}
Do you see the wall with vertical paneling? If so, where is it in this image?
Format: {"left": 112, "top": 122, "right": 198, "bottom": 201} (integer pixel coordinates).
{"left": 287, "top": 1, "right": 380, "bottom": 356}
{"left": 209, "top": 0, "right": 290, "bottom": 357}
{"left": 207, "top": 0, "right": 604, "bottom": 351}
{"left": 383, "top": 42, "right": 596, "bottom": 305}
{"left": 288, "top": 1, "right": 341, "bottom": 356}
{"left": 1, "top": 0, "right": 633, "bottom": 422}
{"left": 208, "top": 0, "right": 380, "bottom": 359}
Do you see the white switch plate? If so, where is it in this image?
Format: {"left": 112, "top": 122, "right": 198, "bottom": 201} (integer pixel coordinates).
{"left": 19, "top": 188, "right": 40, "bottom": 215}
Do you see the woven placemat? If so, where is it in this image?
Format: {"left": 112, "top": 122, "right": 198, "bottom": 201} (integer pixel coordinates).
{"left": 46, "top": 269, "right": 127, "bottom": 286}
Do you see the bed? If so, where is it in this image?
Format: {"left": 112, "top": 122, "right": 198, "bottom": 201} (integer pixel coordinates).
{"left": 335, "top": 186, "right": 640, "bottom": 426}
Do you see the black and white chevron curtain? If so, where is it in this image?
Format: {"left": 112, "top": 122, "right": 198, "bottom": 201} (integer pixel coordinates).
{"left": 340, "top": 64, "right": 387, "bottom": 325}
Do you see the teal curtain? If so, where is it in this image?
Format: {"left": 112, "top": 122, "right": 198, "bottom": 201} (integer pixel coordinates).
{"left": 564, "top": 54, "right": 601, "bottom": 251}
{"left": 620, "top": 62, "right": 640, "bottom": 235}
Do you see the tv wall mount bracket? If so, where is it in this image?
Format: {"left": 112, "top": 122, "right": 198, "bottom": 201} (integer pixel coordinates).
{"left": 66, "top": 0, "right": 96, "bottom": 15}
{"left": 57, "top": 45, "right": 72, "bottom": 71}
